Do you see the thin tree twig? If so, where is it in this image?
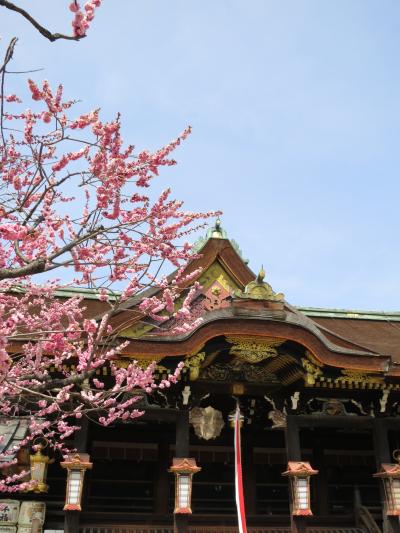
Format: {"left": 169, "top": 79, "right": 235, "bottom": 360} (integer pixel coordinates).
{"left": 6, "top": 67, "right": 44, "bottom": 74}
{"left": 0, "top": 37, "right": 17, "bottom": 75}
{"left": 0, "top": 37, "right": 18, "bottom": 145}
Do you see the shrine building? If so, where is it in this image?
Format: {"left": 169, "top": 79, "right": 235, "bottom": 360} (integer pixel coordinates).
{"left": 3, "top": 221, "right": 400, "bottom": 533}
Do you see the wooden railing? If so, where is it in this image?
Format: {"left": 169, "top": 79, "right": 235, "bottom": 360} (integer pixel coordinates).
{"left": 355, "top": 506, "right": 381, "bottom": 533}
{"left": 79, "top": 527, "right": 365, "bottom": 533}
{"left": 353, "top": 484, "right": 382, "bottom": 533}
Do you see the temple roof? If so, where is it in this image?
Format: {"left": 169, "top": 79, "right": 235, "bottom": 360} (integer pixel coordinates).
{"left": 311, "top": 316, "right": 400, "bottom": 362}
{"left": 44, "top": 222, "right": 400, "bottom": 374}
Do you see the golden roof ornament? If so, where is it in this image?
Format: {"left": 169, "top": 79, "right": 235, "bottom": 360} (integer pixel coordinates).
{"left": 191, "top": 218, "right": 248, "bottom": 261}
{"left": 235, "top": 266, "right": 284, "bottom": 302}
{"left": 210, "top": 218, "right": 225, "bottom": 239}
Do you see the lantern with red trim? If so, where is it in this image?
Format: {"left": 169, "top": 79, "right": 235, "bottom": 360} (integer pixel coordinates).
{"left": 169, "top": 458, "right": 201, "bottom": 514}
{"left": 374, "top": 450, "right": 400, "bottom": 515}
{"left": 61, "top": 453, "right": 92, "bottom": 511}
{"left": 282, "top": 461, "right": 318, "bottom": 516}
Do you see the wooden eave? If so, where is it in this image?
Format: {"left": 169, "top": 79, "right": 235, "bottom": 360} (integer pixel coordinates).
{"left": 118, "top": 313, "right": 400, "bottom": 377}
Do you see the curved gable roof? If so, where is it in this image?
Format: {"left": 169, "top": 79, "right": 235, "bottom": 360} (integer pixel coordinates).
{"left": 103, "top": 234, "right": 400, "bottom": 376}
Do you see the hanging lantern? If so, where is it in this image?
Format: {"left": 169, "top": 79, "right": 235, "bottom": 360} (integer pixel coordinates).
{"left": 374, "top": 450, "right": 400, "bottom": 515}
{"left": 28, "top": 441, "right": 53, "bottom": 493}
{"left": 169, "top": 458, "right": 201, "bottom": 514}
{"left": 282, "top": 461, "right": 318, "bottom": 516}
{"left": 61, "top": 453, "right": 92, "bottom": 511}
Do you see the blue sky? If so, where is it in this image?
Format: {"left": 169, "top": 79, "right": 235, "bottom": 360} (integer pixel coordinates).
{"left": 2, "top": 1, "right": 400, "bottom": 310}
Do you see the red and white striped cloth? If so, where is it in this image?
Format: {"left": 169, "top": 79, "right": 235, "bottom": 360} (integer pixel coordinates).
{"left": 234, "top": 405, "right": 247, "bottom": 533}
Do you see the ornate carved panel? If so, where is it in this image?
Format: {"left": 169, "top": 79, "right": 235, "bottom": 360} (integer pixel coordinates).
{"left": 226, "top": 336, "right": 283, "bottom": 363}
{"left": 199, "top": 359, "right": 279, "bottom": 385}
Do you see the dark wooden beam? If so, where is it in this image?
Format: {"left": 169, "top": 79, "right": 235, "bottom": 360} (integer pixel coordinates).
{"left": 285, "top": 416, "right": 301, "bottom": 462}
{"left": 243, "top": 433, "right": 256, "bottom": 515}
{"left": 295, "top": 415, "right": 400, "bottom": 429}
{"left": 175, "top": 410, "right": 189, "bottom": 457}
{"left": 74, "top": 415, "right": 89, "bottom": 453}
{"left": 142, "top": 407, "right": 180, "bottom": 423}
{"left": 154, "top": 437, "right": 170, "bottom": 515}
{"left": 373, "top": 419, "right": 392, "bottom": 463}
{"left": 63, "top": 511, "right": 80, "bottom": 533}
{"left": 313, "top": 435, "right": 329, "bottom": 516}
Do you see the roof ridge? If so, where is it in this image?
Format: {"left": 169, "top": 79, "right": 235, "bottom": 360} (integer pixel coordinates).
{"left": 299, "top": 306, "right": 400, "bottom": 321}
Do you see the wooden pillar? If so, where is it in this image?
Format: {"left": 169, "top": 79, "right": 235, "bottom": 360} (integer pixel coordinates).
{"left": 313, "top": 435, "right": 329, "bottom": 516}
{"left": 285, "top": 416, "right": 306, "bottom": 533}
{"left": 174, "top": 410, "right": 190, "bottom": 533}
{"left": 373, "top": 419, "right": 400, "bottom": 533}
{"left": 64, "top": 417, "right": 89, "bottom": 533}
{"left": 154, "top": 437, "right": 170, "bottom": 515}
{"left": 64, "top": 511, "right": 80, "bottom": 533}
{"left": 74, "top": 416, "right": 89, "bottom": 453}
{"left": 243, "top": 432, "right": 256, "bottom": 515}
{"left": 285, "top": 416, "right": 301, "bottom": 461}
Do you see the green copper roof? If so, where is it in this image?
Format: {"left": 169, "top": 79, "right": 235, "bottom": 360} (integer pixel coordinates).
{"left": 53, "top": 288, "right": 400, "bottom": 321}
{"left": 298, "top": 306, "right": 400, "bottom": 322}
{"left": 54, "top": 287, "right": 119, "bottom": 301}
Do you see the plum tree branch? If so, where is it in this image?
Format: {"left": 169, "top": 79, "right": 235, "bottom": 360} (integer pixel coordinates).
{"left": 0, "top": 1, "right": 84, "bottom": 42}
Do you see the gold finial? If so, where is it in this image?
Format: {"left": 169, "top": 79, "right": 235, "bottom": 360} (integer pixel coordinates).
{"left": 257, "top": 266, "right": 265, "bottom": 284}
{"left": 234, "top": 264, "right": 284, "bottom": 302}
{"left": 210, "top": 217, "right": 227, "bottom": 239}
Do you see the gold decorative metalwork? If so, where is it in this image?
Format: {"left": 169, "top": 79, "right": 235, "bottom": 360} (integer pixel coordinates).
{"left": 232, "top": 383, "right": 245, "bottom": 395}
{"left": 136, "top": 359, "right": 158, "bottom": 369}
{"left": 242, "top": 363, "right": 277, "bottom": 382}
{"left": 330, "top": 369, "right": 385, "bottom": 389}
{"left": 211, "top": 285, "right": 221, "bottom": 296}
{"left": 300, "top": 352, "right": 390, "bottom": 390}
{"left": 189, "top": 406, "right": 225, "bottom": 440}
{"left": 200, "top": 360, "right": 279, "bottom": 384}
{"left": 227, "top": 336, "right": 283, "bottom": 363}
{"left": 204, "top": 280, "right": 231, "bottom": 312}
{"left": 215, "top": 273, "right": 234, "bottom": 293}
{"left": 119, "top": 321, "right": 155, "bottom": 339}
{"left": 306, "top": 350, "right": 323, "bottom": 367}
{"left": 201, "top": 363, "right": 230, "bottom": 382}
{"left": 301, "top": 357, "right": 323, "bottom": 386}
{"left": 184, "top": 352, "right": 205, "bottom": 381}
{"left": 199, "top": 261, "right": 239, "bottom": 293}
{"left": 234, "top": 267, "right": 284, "bottom": 301}
{"left": 340, "top": 369, "right": 384, "bottom": 384}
